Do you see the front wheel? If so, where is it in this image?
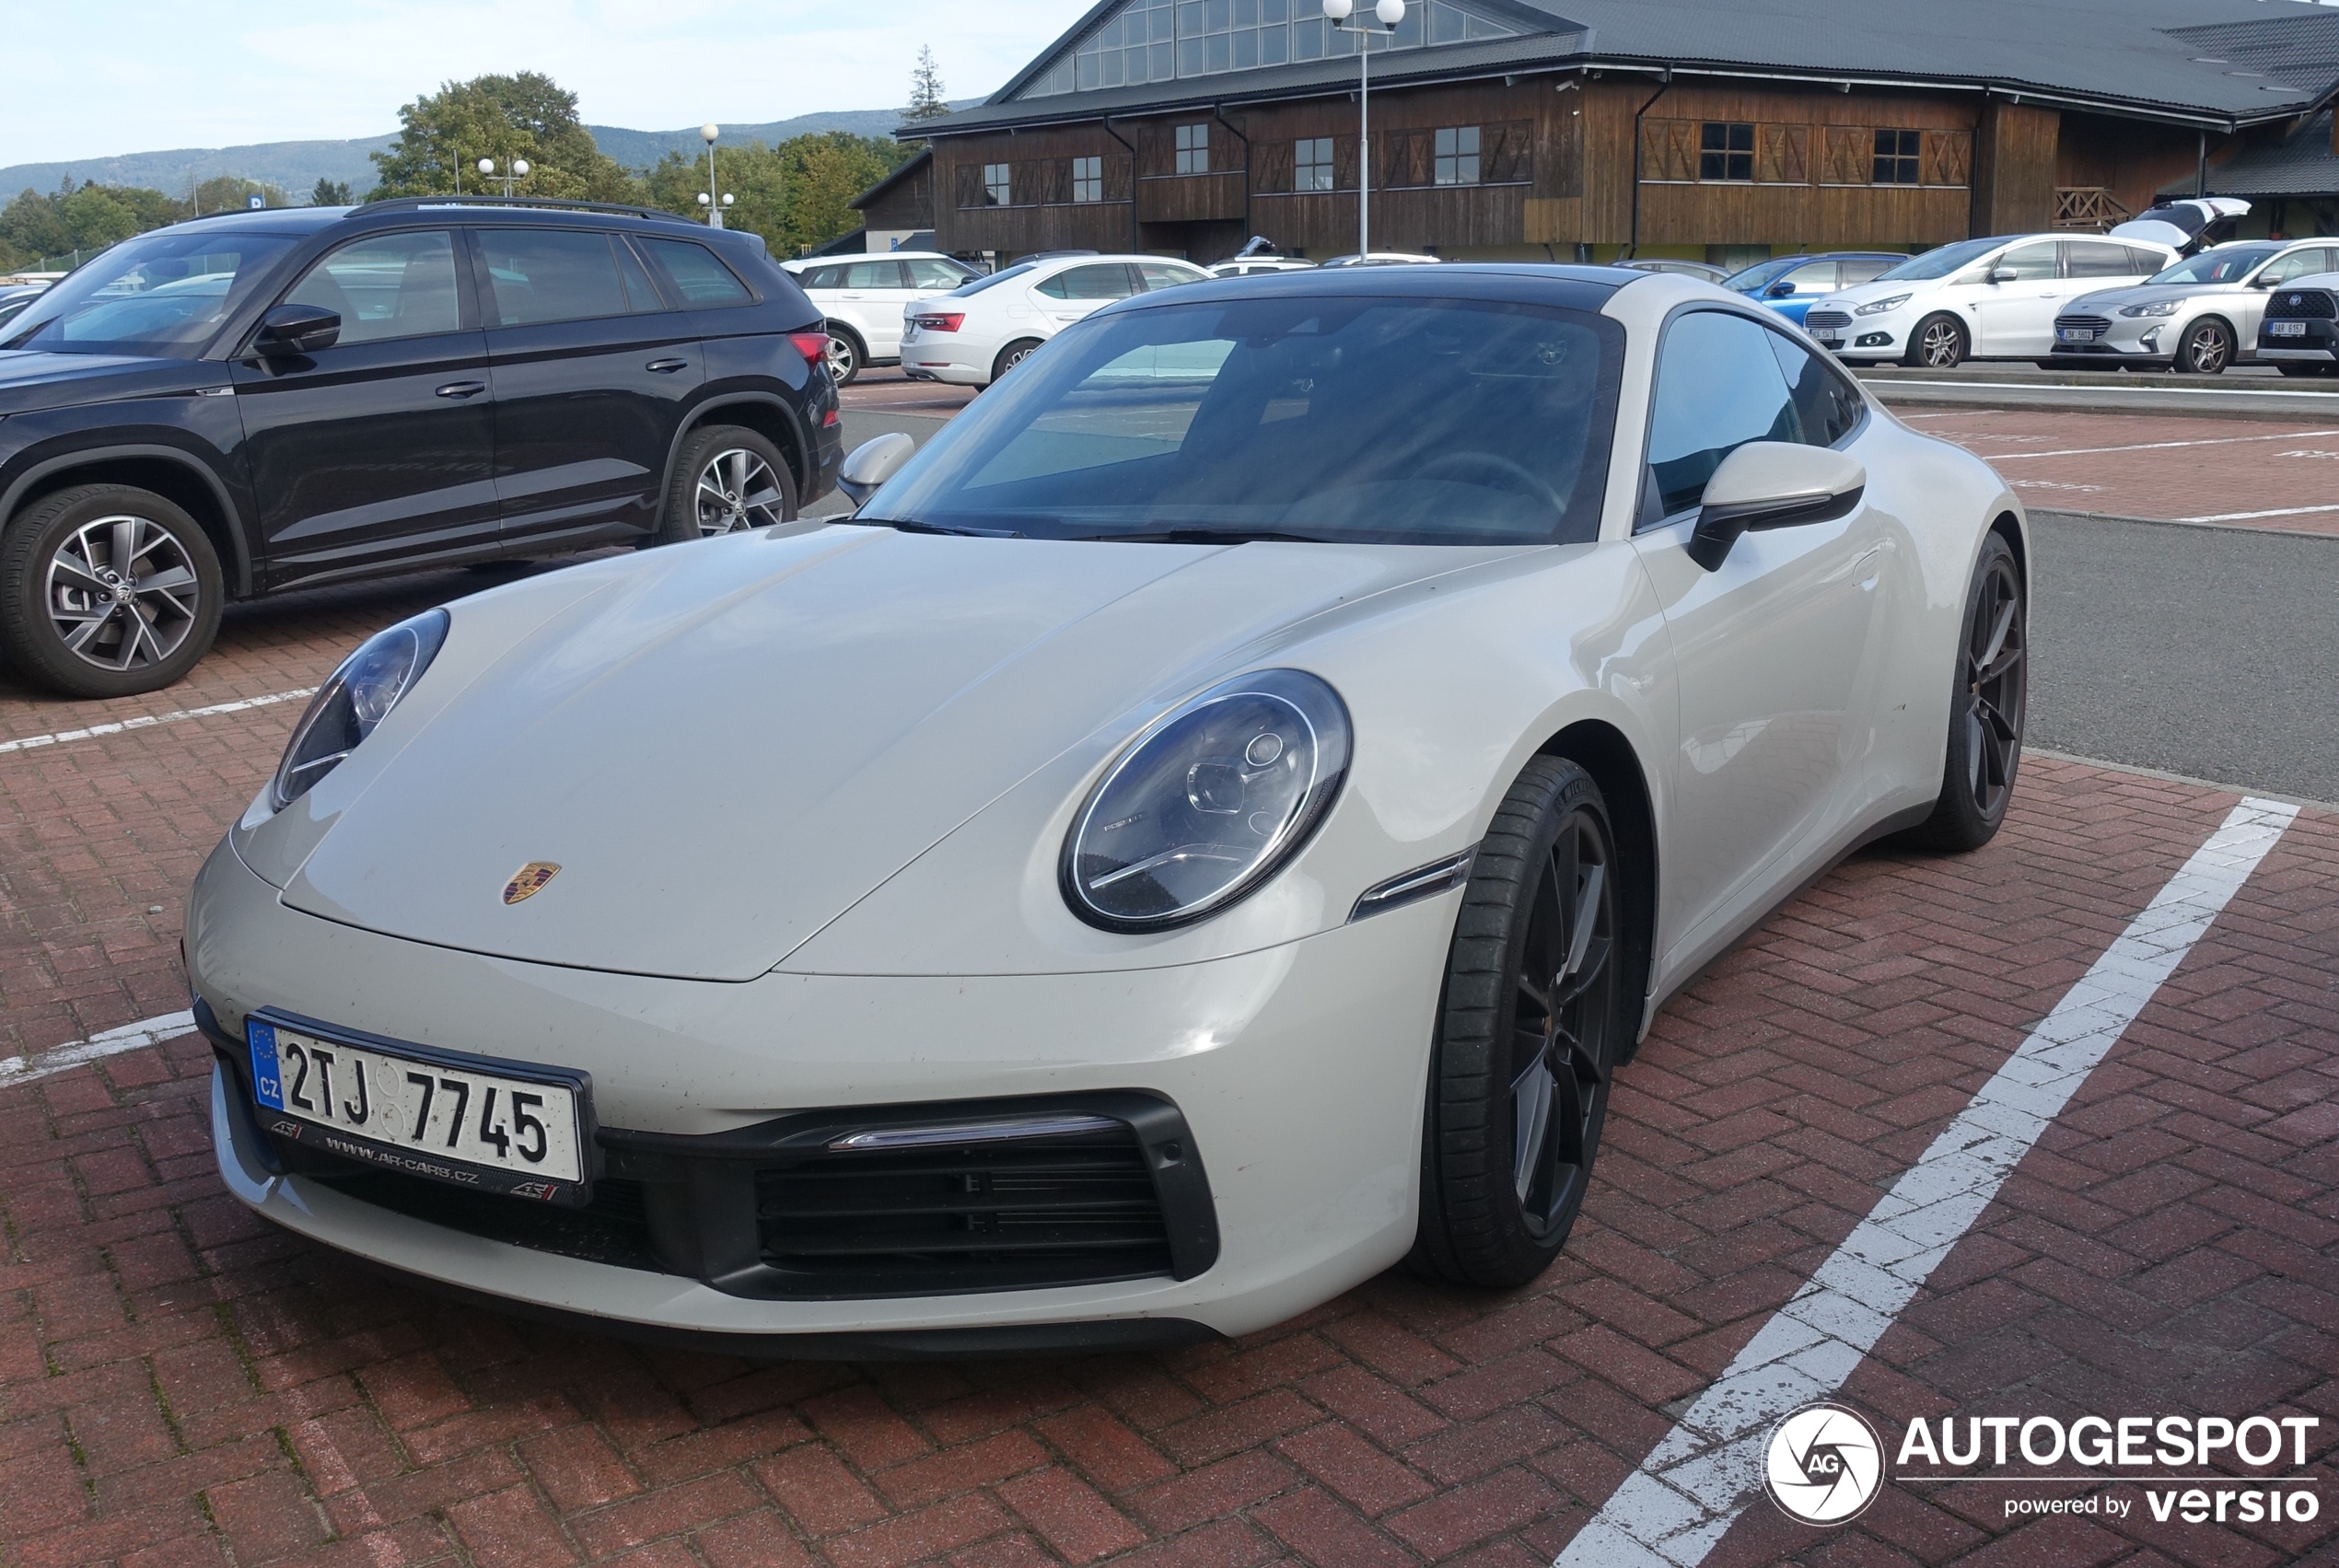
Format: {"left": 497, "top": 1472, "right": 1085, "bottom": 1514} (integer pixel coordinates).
{"left": 1903, "top": 314, "right": 1966, "bottom": 370}
{"left": 1412, "top": 755, "right": 1630, "bottom": 1288}
{"left": 2172, "top": 319, "right": 2233, "bottom": 375}
{"left": 0, "top": 483, "right": 224, "bottom": 698}
{"left": 652, "top": 425, "right": 798, "bottom": 545}
{"left": 1903, "top": 531, "right": 2027, "bottom": 852}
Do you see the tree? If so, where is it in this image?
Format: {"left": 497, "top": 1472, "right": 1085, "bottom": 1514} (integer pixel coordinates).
{"left": 190, "top": 175, "right": 290, "bottom": 215}
{"left": 312, "top": 178, "right": 353, "bottom": 206}
{"left": 903, "top": 47, "right": 951, "bottom": 123}
{"left": 640, "top": 133, "right": 912, "bottom": 258}
{"left": 367, "top": 72, "right": 635, "bottom": 202}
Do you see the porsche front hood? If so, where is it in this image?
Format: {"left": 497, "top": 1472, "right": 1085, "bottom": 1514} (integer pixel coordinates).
{"left": 278, "top": 524, "right": 1487, "bottom": 981}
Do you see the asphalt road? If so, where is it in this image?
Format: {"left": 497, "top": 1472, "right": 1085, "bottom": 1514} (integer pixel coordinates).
{"left": 2029, "top": 510, "right": 2339, "bottom": 803}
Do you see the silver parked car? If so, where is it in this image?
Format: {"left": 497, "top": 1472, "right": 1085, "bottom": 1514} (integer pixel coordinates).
{"left": 2051, "top": 238, "right": 2339, "bottom": 374}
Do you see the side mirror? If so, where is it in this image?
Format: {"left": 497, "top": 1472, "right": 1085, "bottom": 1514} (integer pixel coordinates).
{"left": 836, "top": 432, "right": 916, "bottom": 506}
{"left": 2249, "top": 273, "right": 2280, "bottom": 288}
{"left": 1686, "top": 442, "right": 1868, "bottom": 572}
{"left": 254, "top": 303, "right": 341, "bottom": 355}
{"left": 1765, "top": 279, "right": 1798, "bottom": 298}
{"left": 1987, "top": 266, "right": 2019, "bottom": 285}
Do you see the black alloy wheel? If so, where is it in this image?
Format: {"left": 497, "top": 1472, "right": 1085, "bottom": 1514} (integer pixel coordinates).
{"left": 2175, "top": 319, "right": 2233, "bottom": 375}
{"left": 1413, "top": 755, "right": 1627, "bottom": 1287}
{"left": 0, "top": 482, "right": 224, "bottom": 698}
{"left": 1904, "top": 532, "right": 2028, "bottom": 851}
{"left": 1907, "top": 314, "right": 1966, "bottom": 370}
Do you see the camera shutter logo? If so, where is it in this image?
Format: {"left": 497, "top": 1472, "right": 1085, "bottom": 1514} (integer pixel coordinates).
{"left": 1765, "top": 1402, "right": 1885, "bottom": 1526}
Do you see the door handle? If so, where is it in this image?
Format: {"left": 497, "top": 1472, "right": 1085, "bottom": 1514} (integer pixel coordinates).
{"left": 435, "top": 380, "right": 486, "bottom": 399}
{"left": 646, "top": 358, "right": 691, "bottom": 373}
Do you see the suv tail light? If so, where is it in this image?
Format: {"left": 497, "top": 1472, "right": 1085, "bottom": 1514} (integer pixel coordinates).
{"left": 786, "top": 331, "right": 832, "bottom": 369}
{"left": 911, "top": 312, "right": 965, "bottom": 332}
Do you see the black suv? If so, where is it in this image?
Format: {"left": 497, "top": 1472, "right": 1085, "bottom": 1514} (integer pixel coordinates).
{"left": 0, "top": 198, "right": 843, "bottom": 697}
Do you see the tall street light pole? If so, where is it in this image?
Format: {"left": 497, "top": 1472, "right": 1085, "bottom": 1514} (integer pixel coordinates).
{"left": 702, "top": 124, "right": 725, "bottom": 228}
{"left": 1323, "top": 0, "right": 1405, "bottom": 258}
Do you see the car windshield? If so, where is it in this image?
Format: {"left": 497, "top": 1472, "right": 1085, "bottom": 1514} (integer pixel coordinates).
{"left": 1722, "top": 258, "right": 1801, "bottom": 292}
{"left": 2148, "top": 244, "right": 2283, "bottom": 285}
{"left": 1872, "top": 238, "right": 2002, "bottom": 282}
{"left": 948, "top": 262, "right": 1038, "bottom": 296}
{"left": 1, "top": 230, "right": 296, "bottom": 357}
{"left": 858, "top": 294, "right": 1623, "bottom": 547}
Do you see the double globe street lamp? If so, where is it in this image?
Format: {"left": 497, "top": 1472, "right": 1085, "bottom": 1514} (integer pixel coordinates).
{"left": 1323, "top": 0, "right": 1405, "bottom": 258}
{"left": 478, "top": 157, "right": 529, "bottom": 197}
{"left": 699, "top": 123, "right": 733, "bottom": 228}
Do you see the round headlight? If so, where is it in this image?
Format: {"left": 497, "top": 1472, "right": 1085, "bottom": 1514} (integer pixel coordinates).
{"left": 271, "top": 609, "right": 448, "bottom": 810}
{"left": 1063, "top": 669, "right": 1350, "bottom": 932}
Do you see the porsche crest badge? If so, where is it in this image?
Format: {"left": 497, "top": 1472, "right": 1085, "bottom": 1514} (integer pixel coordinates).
{"left": 502, "top": 862, "right": 561, "bottom": 904}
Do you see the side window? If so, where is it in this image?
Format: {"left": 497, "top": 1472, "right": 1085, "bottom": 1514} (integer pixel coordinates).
{"left": 1840, "top": 258, "right": 1897, "bottom": 285}
{"left": 612, "top": 237, "right": 664, "bottom": 311}
{"left": 2064, "top": 240, "right": 2138, "bottom": 279}
{"left": 476, "top": 230, "right": 634, "bottom": 327}
{"left": 844, "top": 261, "right": 907, "bottom": 290}
{"left": 2128, "top": 245, "right": 2172, "bottom": 275}
{"left": 1136, "top": 261, "right": 1200, "bottom": 291}
{"left": 1037, "top": 263, "right": 1137, "bottom": 300}
{"left": 283, "top": 229, "right": 462, "bottom": 345}
{"left": 2261, "top": 249, "right": 2334, "bottom": 286}
{"left": 1644, "top": 310, "right": 1800, "bottom": 521}
{"left": 799, "top": 265, "right": 842, "bottom": 291}
{"left": 1995, "top": 243, "right": 2058, "bottom": 282}
{"left": 907, "top": 259, "right": 968, "bottom": 288}
{"left": 1767, "top": 331, "right": 1863, "bottom": 448}
{"left": 1780, "top": 259, "right": 1839, "bottom": 294}
{"left": 640, "top": 239, "right": 752, "bottom": 306}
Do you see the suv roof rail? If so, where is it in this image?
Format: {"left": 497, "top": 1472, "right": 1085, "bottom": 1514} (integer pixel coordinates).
{"left": 359, "top": 194, "right": 697, "bottom": 224}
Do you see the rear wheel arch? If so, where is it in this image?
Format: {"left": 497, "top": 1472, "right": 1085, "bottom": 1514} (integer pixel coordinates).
{"left": 1536, "top": 719, "right": 1658, "bottom": 1063}
{"left": 668, "top": 396, "right": 809, "bottom": 517}
{"left": 3, "top": 448, "right": 250, "bottom": 596}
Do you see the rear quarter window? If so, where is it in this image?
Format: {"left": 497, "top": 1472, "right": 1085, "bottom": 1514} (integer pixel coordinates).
{"left": 641, "top": 238, "right": 753, "bottom": 306}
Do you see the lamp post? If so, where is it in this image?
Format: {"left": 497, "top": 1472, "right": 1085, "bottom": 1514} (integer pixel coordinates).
{"left": 477, "top": 157, "right": 529, "bottom": 197}
{"left": 1323, "top": 0, "right": 1404, "bottom": 258}
{"left": 701, "top": 123, "right": 726, "bottom": 227}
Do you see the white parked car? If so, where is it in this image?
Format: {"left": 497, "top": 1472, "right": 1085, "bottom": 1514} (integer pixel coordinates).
{"left": 191, "top": 266, "right": 2028, "bottom": 1353}
{"left": 781, "top": 252, "right": 979, "bottom": 385}
{"left": 2052, "top": 238, "right": 2339, "bottom": 374}
{"left": 1319, "top": 251, "right": 1443, "bottom": 268}
{"left": 901, "top": 253, "right": 1209, "bottom": 387}
{"left": 1209, "top": 258, "right": 1317, "bottom": 278}
{"left": 1805, "top": 233, "right": 2181, "bottom": 368}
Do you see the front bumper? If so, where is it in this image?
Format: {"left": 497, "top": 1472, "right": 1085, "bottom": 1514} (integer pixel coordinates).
{"left": 1805, "top": 313, "right": 1904, "bottom": 359}
{"left": 189, "top": 839, "right": 1450, "bottom": 1342}
{"left": 2258, "top": 319, "right": 2338, "bottom": 361}
{"left": 897, "top": 329, "right": 993, "bottom": 386}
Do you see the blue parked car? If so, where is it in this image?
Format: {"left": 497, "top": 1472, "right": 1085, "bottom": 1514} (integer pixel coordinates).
{"left": 1724, "top": 252, "right": 1906, "bottom": 325}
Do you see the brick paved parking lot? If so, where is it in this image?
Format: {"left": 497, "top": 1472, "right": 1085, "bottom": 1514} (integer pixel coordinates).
{"left": 2, "top": 402, "right": 2333, "bottom": 1567}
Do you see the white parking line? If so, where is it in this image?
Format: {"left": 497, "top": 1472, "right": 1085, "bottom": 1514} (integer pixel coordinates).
{"left": 0, "top": 1010, "right": 200, "bottom": 1090}
{"left": 0, "top": 689, "right": 314, "bottom": 757}
{"left": 1879, "top": 378, "right": 2339, "bottom": 400}
{"left": 2181, "top": 501, "right": 2339, "bottom": 523}
{"left": 1555, "top": 796, "right": 2299, "bottom": 1568}
{"left": 1972, "top": 427, "right": 2339, "bottom": 459}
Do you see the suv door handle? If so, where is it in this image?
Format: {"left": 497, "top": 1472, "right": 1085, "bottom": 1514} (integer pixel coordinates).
{"left": 646, "top": 358, "right": 691, "bottom": 373}
{"left": 435, "top": 380, "right": 486, "bottom": 399}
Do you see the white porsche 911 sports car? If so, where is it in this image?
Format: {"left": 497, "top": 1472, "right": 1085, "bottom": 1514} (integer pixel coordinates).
{"left": 188, "top": 264, "right": 2028, "bottom": 1355}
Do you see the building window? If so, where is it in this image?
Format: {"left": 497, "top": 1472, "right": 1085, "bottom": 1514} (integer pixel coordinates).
{"left": 1699, "top": 122, "right": 1753, "bottom": 181}
{"left": 1175, "top": 122, "right": 1209, "bottom": 174}
{"left": 983, "top": 163, "right": 1011, "bottom": 205}
{"left": 1296, "top": 136, "right": 1333, "bottom": 191}
{"left": 1072, "top": 156, "right": 1103, "bottom": 203}
{"left": 1434, "top": 125, "right": 1481, "bottom": 185}
{"left": 1873, "top": 129, "right": 1921, "bottom": 184}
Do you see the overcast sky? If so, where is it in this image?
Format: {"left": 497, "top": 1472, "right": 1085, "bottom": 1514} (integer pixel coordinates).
{"left": 1, "top": 0, "right": 1099, "bottom": 164}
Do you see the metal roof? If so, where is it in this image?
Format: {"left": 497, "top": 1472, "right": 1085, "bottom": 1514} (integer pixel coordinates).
{"left": 913, "top": 0, "right": 2339, "bottom": 137}
{"left": 2169, "top": 108, "right": 2339, "bottom": 196}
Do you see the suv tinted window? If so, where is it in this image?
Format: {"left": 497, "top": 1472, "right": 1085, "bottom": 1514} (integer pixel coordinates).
{"left": 6, "top": 229, "right": 295, "bottom": 358}
{"left": 612, "top": 237, "right": 665, "bottom": 310}
{"left": 285, "top": 230, "right": 462, "bottom": 344}
{"left": 1646, "top": 310, "right": 1799, "bottom": 519}
{"left": 641, "top": 238, "right": 752, "bottom": 305}
{"left": 2064, "top": 240, "right": 2138, "bottom": 279}
{"left": 1037, "top": 263, "right": 1136, "bottom": 300}
{"left": 478, "top": 230, "right": 638, "bottom": 326}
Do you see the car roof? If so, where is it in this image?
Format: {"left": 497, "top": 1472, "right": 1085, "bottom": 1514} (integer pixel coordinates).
{"left": 1093, "top": 261, "right": 1628, "bottom": 314}
{"left": 164, "top": 200, "right": 722, "bottom": 241}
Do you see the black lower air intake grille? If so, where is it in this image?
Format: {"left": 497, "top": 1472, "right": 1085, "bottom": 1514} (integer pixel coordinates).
{"left": 317, "top": 1168, "right": 662, "bottom": 1272}
{"left": 756, "top": 1123, "right": 1173, "bottom": 1295}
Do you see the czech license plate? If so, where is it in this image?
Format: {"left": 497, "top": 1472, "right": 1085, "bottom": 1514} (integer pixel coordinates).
{"left": 2057, "top": 327, "right": 2100, "bottom": 343}
{"left": 1810, "top": 329, "right": 1842, "bottom": 346}
{"left": 2269, "top": 319, "right": 2309, "bottom": 337}
{"left": 247, "top": 1012, "right": 592, "bottom": 1202}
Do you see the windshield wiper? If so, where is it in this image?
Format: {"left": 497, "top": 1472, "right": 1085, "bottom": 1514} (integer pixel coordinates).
{"left": 856, "top": 517, "right": 1024, "bottom": 539}
{"left": 1063, "top": 527, "right": 1336, "bottom": 545}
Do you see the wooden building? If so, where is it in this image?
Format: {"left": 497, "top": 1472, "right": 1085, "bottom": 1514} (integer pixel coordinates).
{"left": 906, "top": 0, "right": 2339, "bottom": 267}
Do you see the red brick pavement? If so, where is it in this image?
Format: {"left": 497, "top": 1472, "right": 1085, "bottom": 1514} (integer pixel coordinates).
{"left": 1899, "top": 408, "right": 2339, "bottom": 535}
{"left": 5, "top": 589, "right": 2333, "bottom": 1568}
